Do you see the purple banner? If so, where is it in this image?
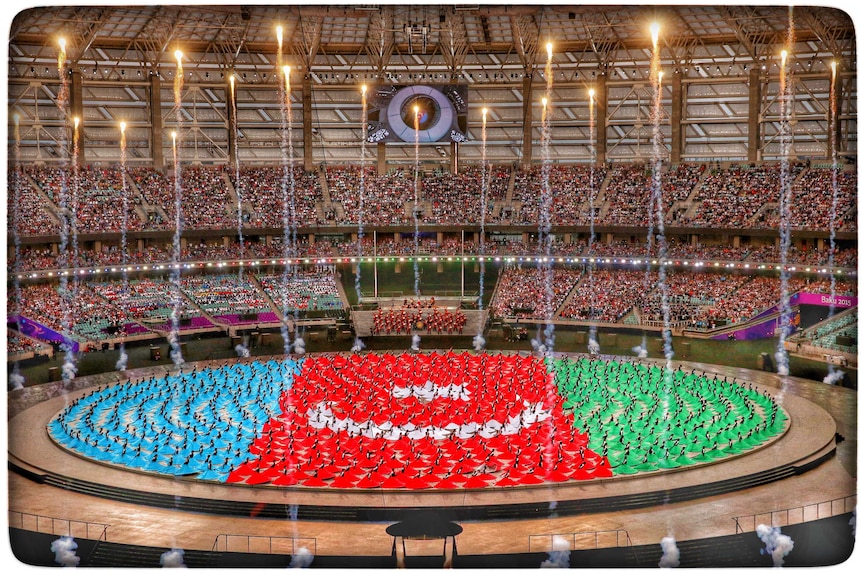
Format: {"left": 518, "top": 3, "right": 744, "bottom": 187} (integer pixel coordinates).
{"left": 711, "top": 310, "right": 800, "bottom": 341}
{"left": 750, "top": 292, "right": 856, "bottom": 322}
{"left": 795, "top": 292, "right": 858, "bottom": 308}
{"left": 214, "top": 312, "right": 280, "bottom": 326}
{"left": 7, "top": 315, "right": 80, "bottom": 353}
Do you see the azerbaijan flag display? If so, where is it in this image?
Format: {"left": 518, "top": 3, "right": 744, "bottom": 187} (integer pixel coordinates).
{"left": 49, "top": 352, "right": 787, "bottom": 489}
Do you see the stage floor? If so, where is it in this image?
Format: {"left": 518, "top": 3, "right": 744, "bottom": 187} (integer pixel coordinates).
{"left": 6, "top": 353, "right": 857, "bottom": 559}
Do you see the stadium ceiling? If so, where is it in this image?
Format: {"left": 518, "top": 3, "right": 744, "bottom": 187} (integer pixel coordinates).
{"left": 9, "top": 5, "right": 856, "bottom": 76}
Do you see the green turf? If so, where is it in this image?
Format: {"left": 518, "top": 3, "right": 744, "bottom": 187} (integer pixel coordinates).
{"left": 339, "top": 261, "right": 501, "bottom": 306}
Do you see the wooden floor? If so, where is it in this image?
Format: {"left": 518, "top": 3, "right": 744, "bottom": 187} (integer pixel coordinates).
{"left": 6, "top": 354, "right": 857, "bottom": 563}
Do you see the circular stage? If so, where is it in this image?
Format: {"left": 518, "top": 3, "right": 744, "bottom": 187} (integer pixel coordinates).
{"left": 8, "top": 351, "right": 838, "bottom": 522}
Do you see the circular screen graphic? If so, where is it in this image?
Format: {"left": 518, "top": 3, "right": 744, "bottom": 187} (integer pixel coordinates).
{"left": 386, "top": 86, "right": 455, "bottom": 143}
{"left": 401, "top": 95, "right": 439, "bottom": 131}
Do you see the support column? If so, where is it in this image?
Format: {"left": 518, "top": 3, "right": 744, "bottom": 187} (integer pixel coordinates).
{"left": 69, "top": 68, "right": 85, "bottom": 165}
{"left": 377, "top": 142, "right": 386, "bottom": 175}
{"left": 443, "top": 536, "right": 455, "bottom": 569}
{"left": 149, "top": 73, "right": 164, "bottom": 170}
{"left": 450, "top": 141, "right": 458, "bottom": 173}
{"left": 302, "top": 75, "right": 314, "bottom": 171}
{"left": 521, "top": 74, "right": 533, "bottom": 168}
{"left": 671, "top": 72, "right": 684, "bottom": 164}
{"left": 595, "top": 72, "right": 607, "bottom": 165}
{"left": 394, "top": 538, "right": 406, "bottom": 569}
{"left": 748, "top": 67, "right": 762, "bottom": 163}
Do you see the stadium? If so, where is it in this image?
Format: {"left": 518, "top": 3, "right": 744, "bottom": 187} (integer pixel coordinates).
{"left": 5, "top": 3, "right": 858, "bottom": 569}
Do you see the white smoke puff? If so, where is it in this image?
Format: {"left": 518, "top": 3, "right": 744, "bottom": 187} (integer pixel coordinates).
{"left": 62, "top": 358, "right": 77, "bottom": 382}
{"left": 539, "top": 535, "right": 571, "bottom": 567}
{"left": 10, "top": 371, "right": 25, "bottom": 390}
{"left": 350, "top": 337, "right": 366, "bottom": 353}
{"left": 540, "top": 536, "right": 571, "bottom": 568}
{"left": 411, "top": 334, "right": 421, "bottom": 351}
{"left": 293, "top": 337, "right": 306, "bottom": 355}
{"left": 160, "top": 548, "right": 187, "bottom": 568}
{"left": 550, "top": 534, "right": 569, "bottom": 550}
{"left": 235, "top": 344, "right": 250, "bottom": 358}
{"left": 544, "top": 333, "right": 555, "bottom": 355}
{"left": 823, "top": 369, "right": 845, "bottom": 385}
{"left": 50, "top": 535, "right": 80, "bottom": 567}
{"left": 540, "top": 551, "right": 570, "bottom": 568}
{"left": 115, "top": 347, "right": 128, "bottom": 371}
{"left": 588, "top": 337, "right": 601, "bottom": 355}
{"left": 544, "top": 324, "right": 555, "bottom": 346}
{"left": 289, "top": 546, "right": 314, "bottom": 568}
{"left": 775, "top": 349, "right": 789, "bottom": 376}
{"left": 632, "top": 345, "right": 648, "bottom": 359}
{"left": 170, "top": 347, "right": 184, "bottom": 366}
{"left": 658, "top": 536, "right": 680, "bottom": 568}
{"left": 530, "top": 339, "right": 547, "bottom": 354}
{"left": 167, "top": 332, "right": 183, "bottom": 365}
{"left": 472, "top": 334, "right": 486, "bottom": 351}
{"left": 662, "top": 333, "right": 675, "bottom": 362}
{"left": 281, "top": 324, "right": 292, "bottom": 356}
{"left": 756, "top": 524, "right": 794, "bottom": 567}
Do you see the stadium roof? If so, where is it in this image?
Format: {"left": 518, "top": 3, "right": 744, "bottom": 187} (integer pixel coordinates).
{"left": 10, "top": 5, "right": 854, "bottom": 81}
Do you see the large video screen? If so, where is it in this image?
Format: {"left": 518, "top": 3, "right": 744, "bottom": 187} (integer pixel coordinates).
{"left": 366, "top": 84, "right": 469, "bottom": 144}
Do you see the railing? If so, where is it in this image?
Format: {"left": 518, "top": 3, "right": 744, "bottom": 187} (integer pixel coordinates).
{"left": 11, "top": 253, "right": 858, "bottom": 282}
{"left": 8, "top": 510, "right": 109, "bottom": 542}
{"left": 528, "top": 529, "right": 632, "bottom": 553}
{"left": 360, "top": 293, "right": 478, "bottom": 305}
{"left": 212, "top": 534, "right": 317, "bottom": 556}
{"left": 733, "top": 495, "right": 857, "bottom": 534}
{"left": 640, "top": 319, "right": 691, "bottom": 329}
